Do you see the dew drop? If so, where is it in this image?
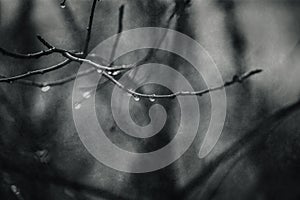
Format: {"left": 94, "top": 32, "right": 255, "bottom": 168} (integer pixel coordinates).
{"left": 133, "top": 96, "right": 140, "bottom": 102}
{"left": 112, "top": 71, "right": 120, "bottom": 76}
{"left": 97, "top": 69, "right": 102, "bottom": 74}
{"left": 64, "top": 188, "right": 75, "bottom": 198}
{"left": 60, "top": 3, "right": 66, "bottom": 8}
{"left": 149, "top": 97, "right": 155, "bottom": 102}
{"left": 41, "top": 86, "right": 51, "bottom": 92}
{"left": 83, "top": 91, "right": 91, "bottom": 99}
{"left": 10, "top": 185, "right": 18, "bottom": 193}
{"left": 10, "top": 185, "right": 20, "bottom": 195}
{"left": 74, "top": 103, "right": 81, "bottom": 110}
{"left": 107, "top": 71, "right": 112, "bottom": 75}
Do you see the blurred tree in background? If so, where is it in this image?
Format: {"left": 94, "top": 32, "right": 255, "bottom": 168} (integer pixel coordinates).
{"left": 0, "top": 0, "right": 300, "bottom": 200}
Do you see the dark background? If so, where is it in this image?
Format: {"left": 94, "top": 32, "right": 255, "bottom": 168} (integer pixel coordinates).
{"left": 0, "top": 0, "right": 300, "bottom": 199}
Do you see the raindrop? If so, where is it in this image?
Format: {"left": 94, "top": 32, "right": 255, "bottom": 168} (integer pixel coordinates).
{"left": 149, "top": 97, "right": 155, "bottom": 102}
{"left": 112, "top": 71, "right": 120, "bottom": 76}
{"left": 41, "top": 86, "right": 51, "bottom": 92}
{"left": 107, "top": 71, "right": 112, "bottom": 75}
{"left": 133, "top": 96, "right": 140, "bottom": 102}
{"left": 64, "top": 188, "right": 75, "bottom": 198}
{"left": 35, "top": 149, "right": 50, "bottom": 164}
{"left": 60, "top": 2, "right": 66, "bottom": 8}
{"left": 10, "top": 185, "right": 20, "bottom": 195}
{"left": 74, "top": 103, "right": 81, "bottom": 110}
{"left": 83, "top": 91, "right": 91, "bottom": 99}
{"left": 10, "top": 185, "right": 18, "bottom": 193}
{"left": 97, "top": 69, "right": 102, "bottom": 74}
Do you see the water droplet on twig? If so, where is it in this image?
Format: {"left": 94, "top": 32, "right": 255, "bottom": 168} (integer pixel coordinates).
{"left": 35, "top": 149, "right": 50, "bottom": 163}
{"left": 133, "top": 96, "right": 140, "bottom": 102}
{"left": 112, "top": 71, "right": 120, "bottom": 76}
{"left": 60, "top": 1, "right": 66, "bottom": 8}
{"left": 149, "top": 97, "right": 155, "bottom": 102}
{"left": 41, "top": 86, "right": 51, "bottom": 92}
{"left": 11, "top": 185, "right": 18, "bottom": 193}
{"left": 10, "top": 185, "right": 20, "bottom": 195}
{"left": 97, "top": 69, "right": 102, "bottom": 74}
{"left": 83, "top": 91, "right": 91, "bottom": 99}
{"left": 74, "top": 103, "right": 81, "bottom": 110}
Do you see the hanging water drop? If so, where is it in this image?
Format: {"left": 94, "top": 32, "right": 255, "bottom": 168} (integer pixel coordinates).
{"left": 133, "top": 96, "right": 140, "bottom": 102}
{"left": 74, "top": 103, "right": 81, "bottom": 110}
{"left": 10, "top": 185, "right": 18, "bottom": 193}
{"left": 149, "top": 97, "right": 155, "bottom": 102}
{"left": 10, "top": 185, "right": 20, "bottom": 195}
{"left": 41, "top": 86, "right": 51, "bottom": 92}
{"left": 60, "top": 2, "right": 66, "bottom": 8}
{"left": 112, "top": 71, "right": 120, "bottom": 76}
{"left": 97, "top": 69, "right": 102, "bottom": 74}
{"left": 83, "top": 91, "right": 91, "bottom": 99}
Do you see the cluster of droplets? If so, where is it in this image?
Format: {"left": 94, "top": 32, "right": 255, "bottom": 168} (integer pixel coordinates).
{"left": 129, "top": 94, "right": 156, "bottom": 102}
{"left": 73, "top": 90, "right": 156, "bottom": 111}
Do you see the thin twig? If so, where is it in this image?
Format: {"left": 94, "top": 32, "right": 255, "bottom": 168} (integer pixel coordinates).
{"left": 0, "top": 1, "right": 262, "bottom": 99}
{"left": 83, "top": 0, "right": 100, "bottom": 56}
{"left": 101, "top": 69, "right": 263, "bottom": 99}
{"left": 108, "top": 5, "right": 125, "bottom": 66}
{"left": 0, "top": 47, "right": 55, "bottom": 59}
{"left": 63, "top": 52, "right": 134, "bottom": 71}
{"left": 0, "top": 67, "right": 96, "bottom": 88}
{"left": 0, "top": 35, "right": 80, "bottom": 59}
{"left": 0, "top": 59, "right": 71, "bottom": 83}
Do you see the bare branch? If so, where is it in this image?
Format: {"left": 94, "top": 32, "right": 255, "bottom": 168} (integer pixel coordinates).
{"left": 0, "top": 34, "right": 81, "bottom": 60}
{"left": 63, "top": 52, "right": 134, "bottom": 71}
{"left": 0, "top": 47, "right": 55, "bottom": 59}
{"left": 100, "top": 69, "right": 263, "bottom": 99}
{"left": 108, "top": 5, "right": 125, "bottom": 66}
{"left": 0, "top": 59, "right": 72, "bottom": 83}
{"left": 83, "top": 0, "right": 100, "bottom": 56}
{"left": 0, "top": 0, "right": 262, "bottom": 99}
